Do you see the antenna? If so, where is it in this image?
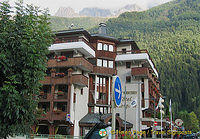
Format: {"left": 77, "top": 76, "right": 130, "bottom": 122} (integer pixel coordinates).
{"left": 68, "top": 23, "right": 74, "bottom": 29}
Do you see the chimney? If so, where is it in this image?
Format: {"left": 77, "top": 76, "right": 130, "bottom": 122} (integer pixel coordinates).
{"left": 99, "top": 23, "right": 107, "bottom": 35}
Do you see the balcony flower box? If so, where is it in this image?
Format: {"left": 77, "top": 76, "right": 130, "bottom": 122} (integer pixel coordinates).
{"left": 57, "top": 91, "right": 64, "bottom": 95}
{"left": 39, "top": 92, "right": 44, "bottom": 95}
{"left": 53, "top": 109, "right": 62, "bottom": 113}
{"left": 55, "top": 72, "right": 65, "bottom": 77}
{"left": 55, "top": 56, "right": 67, "bottom": 61}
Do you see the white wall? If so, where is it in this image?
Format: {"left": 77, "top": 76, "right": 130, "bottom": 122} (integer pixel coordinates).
{"left": 73, "top": 85, "right": 89, "bottom": 136}
{"left": 117, "top": 44, "right": 131, "bottom": 52}
{"left": 116, "top": 61, "right": 142, "bottom": 131}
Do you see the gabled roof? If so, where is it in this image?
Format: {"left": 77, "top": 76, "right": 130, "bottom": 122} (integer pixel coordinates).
{"left": 53, "top": 28, "right": 91, "bottom": 40}
{"left": 79, "top": 113, "right": 133, "bottom": 128}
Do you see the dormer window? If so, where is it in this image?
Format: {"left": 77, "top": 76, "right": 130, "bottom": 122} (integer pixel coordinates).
{"left": 109, "top": 45, "right": 113, "bottom": 52}
{"left": 103, "top": 44, "right": 108, "bottom": 51}
{"left": 97, "top": 43, "right": 102, "bottom": 50}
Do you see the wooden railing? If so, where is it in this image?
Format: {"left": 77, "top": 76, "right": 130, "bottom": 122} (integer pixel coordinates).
{"left": 47, "top": 57, "right": 93, "bottom": 72}
{"left": 40, "top": 76, "right": 68, "bottom": 85}
{"left": 96, "top": 50, "right": 116, "bottom": 59}
{"left": 72, "top": 74, "right": 88, "bottom": 87}
{"left": 132, "top": 67, "right": 160, "bottom": 90}
{"left": 93, "top": 66, "right": 117, "bottom": 76}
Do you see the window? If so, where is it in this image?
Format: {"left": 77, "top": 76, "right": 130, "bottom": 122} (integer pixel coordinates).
{"left": 126, "top": 62, "right": 131, "bottom": 68}
{"left": 97, "top": 59, "right": 102, "bottom": 66}
{"left": 73, "top": 93, "right": 76, "bottom": 103}
{"left": 109, "top": 45, "right": 113, "bottom": 52}
{"left": 81, "top": 89, "right": 83, "bottom": 95}
{"left": 108, "top": 61, "right": 114, "bottom": 68}
{"left": 97, "top": 43, "right": 102, "bottom": 50}
{"left": 103, "top": 44, "right": 108, "bottom": 51}
{"left": 103, "top": 60, "right": 107, "bottom": 67}
{"left": 122, "top": 48, "right": 126, "bottom": 54}
{"left": 126, "top": 76, "right": 131, "bottom": 83}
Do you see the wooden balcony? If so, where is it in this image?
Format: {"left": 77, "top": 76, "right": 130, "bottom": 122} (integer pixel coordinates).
{"left": 47, "top": 57, "right": 93, "bottom": 72}
{"left": 39, "top": 93, "right": 52, "bottom": 102}
{"left": 40, "top": 76, "right": 68, "bottom": 85}
{"left": 132, "top": 67, "right": 160, "bottom": 90}
{"left": 96, "top": 99, "right": 107, "bottom": 105}
{"left": 96, "top": 50, "right": 116, "bottom": 59}
{"left": 131, "top": 67, "right": 150, "bottom": 78}
{"left": 38, "top": 111, "right": 51, "bottom": 121}
{"left": 72, "top": 74, "right": 88, "bottom": 87}
{"left": 52, "top": 111, "right": 67, "bottom": 121}
{"left": 93, "top": 66, "right": 117, "bottom": 76}
{"left": 54, "top": 93, "right": 68, "bottom": 101}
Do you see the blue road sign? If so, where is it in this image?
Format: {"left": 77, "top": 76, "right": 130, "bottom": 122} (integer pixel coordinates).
{"left": 114, "top": 76, "right": 122, "bottom": 107}
{"left": 66, "top": 114, "right": 70, "bottom": 121}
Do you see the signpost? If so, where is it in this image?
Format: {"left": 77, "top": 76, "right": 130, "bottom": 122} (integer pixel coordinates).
{"left": 112, "top": 76, "right": 122, "bottom": 139}
{"left": 66, "top": 114, "right": 70, "bottom": 122}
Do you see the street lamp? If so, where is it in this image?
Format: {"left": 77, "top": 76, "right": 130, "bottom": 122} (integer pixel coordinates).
{"left": 157, "top": 97, "right": 165, "bottom": 138}
{"left": 144, "top": 97, "right": 157, "bottom": 138}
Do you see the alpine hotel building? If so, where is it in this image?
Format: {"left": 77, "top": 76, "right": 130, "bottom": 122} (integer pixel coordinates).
{"left": 32, "top": 23, "right": 161, "bottom": 136}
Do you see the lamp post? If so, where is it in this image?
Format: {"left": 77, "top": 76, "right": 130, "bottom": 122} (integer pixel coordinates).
{"left": 144, "top": 97, "right": 156, "bottom": 138}
{"left": 159, "top": 97, "right": 165, "bottom": 139}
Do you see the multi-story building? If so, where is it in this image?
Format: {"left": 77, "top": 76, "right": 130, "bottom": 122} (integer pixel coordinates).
{"left": 32, "top": 23, "right": 161, "bottom": 137}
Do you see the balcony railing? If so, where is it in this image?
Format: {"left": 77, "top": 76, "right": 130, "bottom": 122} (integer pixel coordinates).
{"left": 52, "top": 110, "right": 67, "bottom": 121}
{"left": 132, "top": 67, "right": 160, "bottom": 90}
{"left": 72, "top": 74, "right": 88, "bottom": 87}
{"left": 93, "top": 66, "right": 117, "bottom": 76}
{"left": 96, "top": 99, "right": 107, "bottom": 105}
{"left": 131, "top": 67, "right": 150, "bottom": 78}
{"left": 47, "top": 57, "right": 93, "bottom": 72}
{"left": 38, "top": 111, "right": 51, "bottom": 121}
{"left": 96, "top": 50, "right": 116, "bottom": 59}
{"left": 54, "top": 92, "right": 68, "bottom": 100}
{"left": 40, "top": 76, "right": 68, "bottom": 85}
{"left": 39, "top": 93, "right": 51, "bottom": 101}
{"left": 117, "top": 49, "right": 149, "bottom": 55}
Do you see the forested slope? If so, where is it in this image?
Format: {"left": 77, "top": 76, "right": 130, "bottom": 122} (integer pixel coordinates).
{"left": 50, "top": 16, "right": 108, "bottom": 31}
{"left": 93, "top": 0, "right": 200, "bottom": 117}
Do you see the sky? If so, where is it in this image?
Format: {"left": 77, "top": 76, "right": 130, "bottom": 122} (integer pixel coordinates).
{"left": 7, "top": 0, "right": 172, "bottom": 15}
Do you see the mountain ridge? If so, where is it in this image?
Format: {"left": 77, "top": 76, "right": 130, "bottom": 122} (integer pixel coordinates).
{"left": 54, "top": 4, "right": 144, "bottom": 18}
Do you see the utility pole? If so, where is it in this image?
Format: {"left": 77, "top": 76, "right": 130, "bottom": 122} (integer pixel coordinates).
{"left": 124, "top": 86, "right": 127, "bottom": 132}
{"left": 161, "top": 107, "right": 163, "bottom": 139}
{"left": 153, "top": 97, "right": 156, "bottom": 138}
{"left": 137, "top": 82, "right": 141, "bottom": 133}
{"left": 111, "top": 83, "right": 115, "bottom": 139}
{"left": 170, "top": 99, "right": 173, "bottom": 139}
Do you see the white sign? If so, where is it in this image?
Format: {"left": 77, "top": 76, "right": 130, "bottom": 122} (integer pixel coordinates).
{"left": 175, "top": 119, "right": 183, "bottom": 126}
{"left": 130, "top": 100, "right": 137, "bottom": 108}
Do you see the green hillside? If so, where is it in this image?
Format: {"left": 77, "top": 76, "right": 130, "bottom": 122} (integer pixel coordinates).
{"left": 91, "top": 0, "right": 200, "bottom": 121}
{"left": 50, "top": 16, "right": 108, "bottom": 31}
